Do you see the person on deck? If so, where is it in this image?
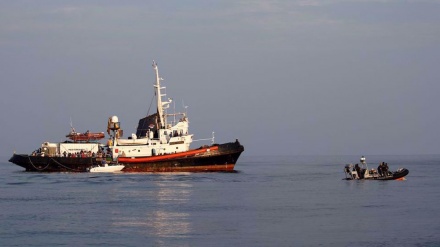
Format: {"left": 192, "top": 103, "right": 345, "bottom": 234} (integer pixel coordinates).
{"left": 383, "top": 163, "right": 389, "bottom": 176}
{"left": 378, "top": 163, "right": 383, "bottom": 177}
{"left": 355, "top": 164, "right": 362, "bottom": 179}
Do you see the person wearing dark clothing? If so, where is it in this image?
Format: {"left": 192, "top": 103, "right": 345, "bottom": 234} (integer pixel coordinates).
{"left": 383, "top": 163, "right": 389, "bottom": 176}
{"left": 378, "top": 163, "right": 383, "bottom": 177}
{"left": 355, "top": 164, "right": 362, "bottom": 179}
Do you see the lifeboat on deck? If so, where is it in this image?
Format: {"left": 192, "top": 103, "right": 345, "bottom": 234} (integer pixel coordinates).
{"left": 66, "top": 130, "right": 105, "bottom": 142}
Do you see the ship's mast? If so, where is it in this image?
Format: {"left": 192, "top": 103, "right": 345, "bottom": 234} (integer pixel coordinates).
{"left": 153, "top": 61, "right": 172, "bottom": 129}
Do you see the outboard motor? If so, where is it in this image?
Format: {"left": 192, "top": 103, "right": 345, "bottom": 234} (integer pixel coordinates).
{"left": 344, "top": 164, "right": 358, "bottom": 180}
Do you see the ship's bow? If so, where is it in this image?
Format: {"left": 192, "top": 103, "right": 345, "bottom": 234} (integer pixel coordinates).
{"left": 9, "top": 154, "right": 29, "bottom": 169}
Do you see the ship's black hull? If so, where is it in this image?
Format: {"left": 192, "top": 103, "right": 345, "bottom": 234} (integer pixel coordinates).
{"left": 121, "top": 141, "right": 244, "bottom": 172}
{"left": 9, "top": 141, "right": 244, "bottom": 173}
{"left": 8, "top": 155, "right": 97, "bottom": 172}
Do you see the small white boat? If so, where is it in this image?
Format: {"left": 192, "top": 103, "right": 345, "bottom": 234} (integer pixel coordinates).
{"left": 89, "top": 163, "right": 124, "bottom": 173}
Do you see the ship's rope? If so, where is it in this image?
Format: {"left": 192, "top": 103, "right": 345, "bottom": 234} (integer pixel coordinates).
{"left": 28, "top": 156, "right": 51, "bottom": 171}
{"left": 146, "top": 90, "right": 155, "bottom": 116}
{"left": 26, "top": 155, "right": 90, "bottom": 172}
{"left": 50, "top": 158, "right": 83, "bottom": 172}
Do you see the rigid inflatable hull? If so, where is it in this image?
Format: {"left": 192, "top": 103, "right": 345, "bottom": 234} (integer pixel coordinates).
{"left": 374, "top": 168, "right": 409, "bottom": 180}
{"left": 343, "top": 168, "right": 409, "bottom": 181}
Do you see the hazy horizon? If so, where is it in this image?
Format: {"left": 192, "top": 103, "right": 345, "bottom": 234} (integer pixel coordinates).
{"left": 1, "top": 0, "right": 439, "bottom": 158}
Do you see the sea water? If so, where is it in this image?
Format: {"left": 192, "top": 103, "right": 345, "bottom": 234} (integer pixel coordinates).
{"left": 1, "top": 155, "right": 439, "bottom": 247}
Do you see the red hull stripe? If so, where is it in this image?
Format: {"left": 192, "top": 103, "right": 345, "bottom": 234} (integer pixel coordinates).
{"left": 122, "top": 164, "right": 235, "bottom": 172}
{"left": 118, "top": 146, "right": 219, "bottom": 163}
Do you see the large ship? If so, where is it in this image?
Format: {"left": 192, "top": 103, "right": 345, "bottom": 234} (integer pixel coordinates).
{"left": 9, "top": 61, "right": 244, "bottom": 172}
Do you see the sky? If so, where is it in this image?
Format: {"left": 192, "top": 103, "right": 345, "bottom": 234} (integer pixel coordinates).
{"left": 1, "top": 0, "right": 440, "bottom": 158}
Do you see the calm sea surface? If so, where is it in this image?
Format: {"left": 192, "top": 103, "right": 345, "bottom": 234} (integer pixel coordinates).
{"left": 1, "top": 155, "right": 439, "bottom": 247}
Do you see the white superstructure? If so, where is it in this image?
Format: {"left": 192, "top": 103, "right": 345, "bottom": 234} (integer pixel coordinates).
{"left": 39, "top": 142, "right": 101, "bottom": 157}
{"left": 107, "top": 61, "right": 194, "bottom": 160}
